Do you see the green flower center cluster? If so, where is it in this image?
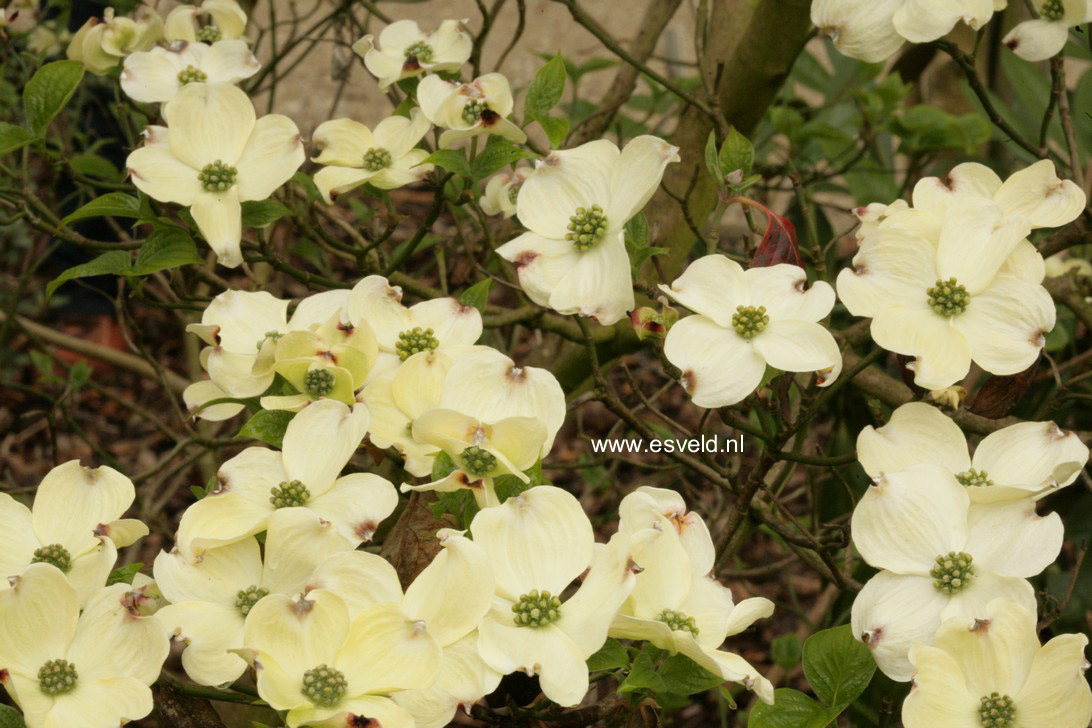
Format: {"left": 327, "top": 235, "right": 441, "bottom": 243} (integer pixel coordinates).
{"left": 956, "top": 469, "right": 993, "bottom": 488}
{"left": 396, "top": 327, "right": 440, "bottom": 361}
{"left": 657, "top": 608, "right": 699, "bottom": 636}
{"left": 461, "top": 446, "right": 496, "bottom": 476}
{"left": 198, "top": 160, "right": 237, "bottom": 192}
{"left": 566, "top": 205, "right": 607, "bottom": 250}
{"left": 235, "top": 585, "right": 269, "bottom": 616}
{"left": 1040, "top": 0, "right": 1066, "bottom": 20}
{"left": 304, "top": 368, "right": 335, "bottom": 397}
{"left": 38, "top": 659, "right": 78, "bottom": 696}
{"left": 31, "top": 543, "right": 72, "bottom": 573}
{"left": 301, "top": 664, "right": 347, "bottom": 707}
{"left": 461, "top": 99, "right": 487, "bottom": 125}
{"left": 196, "top": 25, "right": 222, "bottom": 43}
{"left": 177, "top": 64, "right": 207, "bottom": 84}
{"left": 927, "top": 278, "right": 970, "bottom": 317}
{"left": 255, "top": 330, "right": 283, "bottom": 350}
{"left": 270, "top": 480, "right": 311, "bottom": 508}
{"left": 978, "top": 692, "right": 1015, "bottom": 727}
{"left": 362, "top": 147, "right": 392, "bottom": 172}
{"left": 930, "top": 551, "right": 975, "bottom": 594}
{"left": 512, "top": 589, "right": 562, "bottom": 628}
{"left": 732, "top": 305, "right": 769, "bottom": 339}
{"left": 507, "top": 182, "right": 522, "bottom": 205}
{"left": 403, "top": 40, "right": 434, "bottom": 63}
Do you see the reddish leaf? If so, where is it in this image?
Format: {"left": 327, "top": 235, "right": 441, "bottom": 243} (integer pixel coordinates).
{"left": 970, "top": 355, "right": 1040, "bottom": 419}
{"left": 751, "top": 210, "right": 802, "bottom": 267}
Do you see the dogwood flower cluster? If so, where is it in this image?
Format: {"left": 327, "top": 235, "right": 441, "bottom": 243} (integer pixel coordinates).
{"left": 1005, "top": 0, "right": 1092, "bottom": 61}
{"left": 847, "top": 402, "right": 1091, "bottom": 723}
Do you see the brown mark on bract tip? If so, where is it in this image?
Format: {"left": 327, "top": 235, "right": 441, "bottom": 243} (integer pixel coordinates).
{"left": 347, "top": 716, "right": 378, "bottom": 728}
{"left": 862, "top": 628, "right": 882, "bottom": 648}
{"left": 971, "top": 618, "right": 990, "bottom": 632}
{"left": 403, "top": 57, "right": 422, "bottom": 72}
{"left": 681, "top": 370, "right": 697, "bottom": 394}
{"left": 354, "top": 521, "right": 377, "bottom": 542}
{"left": 515, "top": 251, "right": 537, "bottom": 269}
{"left": 481, "top": 109, "right": 500, "bottom": 127}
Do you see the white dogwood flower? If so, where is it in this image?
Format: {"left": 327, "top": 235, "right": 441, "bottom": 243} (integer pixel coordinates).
{"left": 473, "top": 486, "right": 656, "bottom": 707}
{"left": 837, "top": 161, "right": 1086, "bottom": 390}
{"left": 903, "top": 599, "right": 1092, "bottom": 728}
{"left": 183, "top": 288, "right": 350, "bottom": 420}
{"left": 610, "top": 488, "right": 775, "bottom": 703}
{"left": 126, "top": 82, "right": 304, "bottom": 268}
{"left": 404, "top": 409, "right": 546, "bottom": 508}
{"left": 850, "top": 464, "right": 1062, "bottom": 681}
{"left": 352, "top": 18, "right": 472, "bottom": 90}
{"left": 480, "top": 165, "right": 530, "bottom": 218}
{"left": 121, "top": 40, "right": 260, "bottom": 103}
{"left": 418, "top": 73, "right": 527, "bottom": 148}
{"left": 347, "top": 275, "right": 482, "bottom": 377}
{"left": 176, "top": 400, "right": 397, "bottom": 554}
{"left": 312, "top": 110, "right": 433, "bottom": 202}
{"left": 857, "top": 402, "right": 1089, "bottom": 503}
{"left": 66, "top": 6, "right": 163, "bottom": 74}
{"left": 0, "top": 461, "right": 147, "bottom": 606}
{"left": 153, "top": 508, "right": 352, "bottom": 687}
{"left": 164, "top": 0, "right": 247, "bottom": 43}
{"left": 660, "top": 255, "right": 840, "bottom": 407}
{"left": 496, "top": 136, "right": 680, "bottom": 324}
{"left": 1004, "top": 0, "right": 1092, "bottom": 61}
{"left": 0, "top": 564, "right": 169, "bottom": 728}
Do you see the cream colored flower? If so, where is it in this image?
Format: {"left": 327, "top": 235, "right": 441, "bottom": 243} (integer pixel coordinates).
{"left": 857, "top": 402, "right": 1088, "bottom": 503}
{"left": 1004, "top": 0, "right": 1092, "bottom": 61}
{"left": 850, "top": 464, "right": 1062, "bottom": 680}
{"left": 610, "top": 488, "right": 775, "bottom": 703}
{"left": 0, "top": 564, "right": 169, "bottom": 728}
{"left": 308, "top": 530, "right": 500, "bottom": 728}
{"left": 660, "top": 255, "right": 840, "bottom": 407}
{"left": 404, "top": 409, "right": 547, "bottom": 507}
{"left": 153, "top": 508, "right": 352, "bottom": 686}
{"left": 347, "top": 275, "right": 483, "bottom": 377}
{"left": 418, "top": 73, "right": 527, "bottom": 148}
{"left": 903, "top": 599, "right": 1092, "bottom": 728}
{"left": 480, "top": 165, "right": 530, "bottom": 218}
{"left": 837, "top": 161, "right": 1085, "bottom": 390}
{"left": 473, "top": 486, "right": 655, "bottom": 707}
{"left": 126, "top": 82, "right": 304, "bottom": 267}
{"left": 66, "top": 6, "right": 163, "bottom": 74}
{"left": 0, "top": 461, "right": 147, "bottom": 606}
{"left": 312, "top": 110, "right": 433, "bottom": 203}
{"left": 242, "top": 589, "right": 439, "bottom": 728}
{"left": 164, "top": 0, "right": 247, "bottom": 43}
{"left": 811, "top": 0, "right": 1002, "bottom": 62}
{"left": 352, "top": 18, "right": 472, "bottom": 90}
{"left": 496, "top": 136, "right": 679, "bottom": 324}
{"left": 176, "top": 400, "right": 397, "bottom": 554}
{"left": 121, "top": 40, "right": 260, "bottom": 103}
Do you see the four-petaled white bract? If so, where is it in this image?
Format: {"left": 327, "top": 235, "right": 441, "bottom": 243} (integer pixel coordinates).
{"left": 353, "top": 18, "right": 473, "bottom": 89}
{"left": 121, "top": 39, "right": 260, "bottom": 103}
{"left": 1004, "top": 0, "right": 1092, "bottom": 61}
{"left": 418, "top": 72, "right": 528, "bottom": 148}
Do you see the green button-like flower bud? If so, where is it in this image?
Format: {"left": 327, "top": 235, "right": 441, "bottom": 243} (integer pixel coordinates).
{"left": 198, "top": 160, "right": 238, "bottom": 193}
{"left": 235, "top": 585, "right": 269, "bottom": 616}
{"left": 930, "top": 551, "right": 975, "bottom": 594}
{"left": 461, "top": 99, "right": 488, "bottom": 125}
{"left": 395, "top": 327, "right": 440, "bottom": 361}
{"left": 362, "top": 146, "right": 392, "bottom": 172}
{"left": 1040, "top": 0, "right": 1065, "bottom": 20}
{"left": 403, "top": 40, "right": 434, "bottom": 63}
{"left": 31, "top": 543, "right": 73, "bottom": 573}
{"left": 978, "top": 692, "right": 1015, "bottom": 727}
{"left": 304, "top": 368, "right": 336, "bottom": 397}
{"left": 196, "top": 25, "right": 222, "bottom": 43}
{"left": 565, "top": 204, "right": 608, "bottom": 251}
{"left": 926, "top": 277, "right": 970, "bottom": 317}
{"left": 956, "top": 469, "right": 993, "bottom": 488}
{"left": 270, "top": 480, "right": 311, "bottom": 508}
{"left": 38, "top": 659, "right": 78, "bottom": 696}
{"left": 301, "top": 664, "right": 347, "bottom": 707}
{"left": 512, "top": 589, "right": 563, "bottom": 628}
{"left": 731, "top": 305, "right": 769, "bottom": 339}
{"left": 657, "top": 608, "right": 700, "bottom": 636}
{"left": 460, "top": 445, "right": 497, "bottom": 476}
{"left": 177, "top": 64, "right": 208, "bottom": 85}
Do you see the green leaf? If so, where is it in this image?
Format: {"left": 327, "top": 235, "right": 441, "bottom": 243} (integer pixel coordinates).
{"left": 624, "top": 212, "right": 650, "bottom": 249}
{"left": 0, "top": 704, "right": 27, "bottom": 728}
{"left": 617, "top": 650, "right": 668, "bottom": 694}
{"left": 524, "top": 52, "right": 567, "bottom": 119}
{"left": 771, "top": 633, "right": 803, "bottom": 669}
{"left": 802, "top": 624, "right": 876, "bottom": 710}
{"left": 704, "top": 131, "right": 723, "bottom": 186}
{"left": 23, "top": 60, "right": 85, "bottom": 136}
{"left": 657, "top": 653, "right": 726, "bottom": 695}
{"left": 459, "top": 278, "right": 492, "bottom": 314}
{"left": 67, "top": 361, "right": 92, "bottom": 393}
{"left": 470, "top": 137, "right": 535, "bottom": 180}
{"left": 0, "top": 122, "right": 36, "bottom": 155}
{"left": 425, "top": 148, "right": 471, "bottom": 178}
{"left": 749, "top": 688, "right": 837, "bottom": 728}
{"left": 720, "top": 126, "right": 754, "bottom": 176}
{"left": 237, "top": 409, "right": 295, "bottom": 448}
{"left": 535, "top": 114, "right": 569, "bottom": 149}
{"left": 587, "top": 638, "right": 630, "bottom": 672}
{"left": 242, "top": 199, "right": 292, "bottom": 227}
{"left": 493, "top": 474, "right": 533, "bottom": 503}
{"left": 61, "top": 192, "right": 143, "bottom": 226}
{"left": 106, "top": 562, "right": 144, "bottom": 585}
{"left": 69, "top": 152, "right": 122, "bottom": 180}
{"left": 46, "top": 250, "right": 131, "bottom": 299}
{"left": 132, "top": 225, "right": 202, "bottom": 275}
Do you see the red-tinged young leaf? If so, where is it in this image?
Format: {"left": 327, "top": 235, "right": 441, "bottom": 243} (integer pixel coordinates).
{"left": 751, "top": 210, "right": 802, "bottom": 268}
{"left": 970, "top": 355, "right": 1040, "bottom": 419}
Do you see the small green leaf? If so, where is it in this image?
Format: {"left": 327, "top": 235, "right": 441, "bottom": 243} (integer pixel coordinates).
{"left": 431, "top": 450, "right": 457, "bottom": 481}
{"left": 46, "top": 250, "right": 131, "bottom": 299}
{"left": 0, "top": 704, "right": 27, "bottom": 728}
{"left": 106, "top": 562, "right": 144, "bottom": 585}
{"left": 749, "top": 688, "right": 837, "bottom": 728}
{"left": 237, "top": 409, "right": 295, "bottom": 448}
{"left": 0, "top": 122, "right": 36, "bottom": 155}
{"left": 587, "top": 638, "right": 629, "bottom": 672}
{"left": 524, "top": 52, "right": 567, "bottom": 119}
{"left": 69, "top": 152, "right": 121, "bottom": 180}
{"left": 23, "top": 60, "right": 85, "bottom": 136}
{"left": 704, "top": 131, "right": 723, "bottom": 186}
{"left": 470, "top": 137, "right": 535, "bottom": 180}
{"left": 459, "top": 278, "right": 492, "bottom": 314}
{"left": 242, "top": 199, "right": 291, "bottom": 227}
{"left": 535, "top": 114, "right": 569, "bottom": 149}
{"left": 657, "top": 653, "right": 726, "bottom": 696}
{"left": 618, "top": 650, "right": 668, "bottom": 694}
{"left": 67, "top": 360, "right": 92, "bottom": 393}
{"left": 802, "top": 624, "right": 876, "bottom": 710}
{"left": 493, "top": 474, "right": 532, "bottom": 503}
{"left": 624, "top": 212, "right": 650, "bottom": 249}
{"left": 424, "top": 149, "right": 471, "bottom": 178}
{"left": 720, "top": 126, "right": 754, "bottom": 176}
{"left": 60, "top": 192, "right": 143, "bottom": 226}
{"left": 132, "top": 225, "right": 202, "bottom": 275}
{"left": 771, "top": 633, "right": 803, "bottom": 669}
